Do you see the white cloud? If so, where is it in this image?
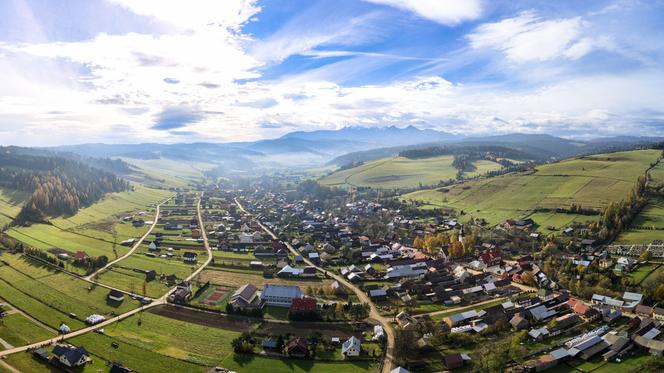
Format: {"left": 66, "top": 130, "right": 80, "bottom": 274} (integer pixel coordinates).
{"left": 108, "top": 0, "right": 261, "bottom": 31}
{"left": 364, "top": 0, "right": 482, "bottom": 25}
{"left": 468, "top": 11, "right": 598, "bottom": 62}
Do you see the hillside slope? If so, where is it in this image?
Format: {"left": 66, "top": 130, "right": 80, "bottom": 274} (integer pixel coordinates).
{"left": 403, "top": 149, "right": 661, "bottom": 227}
{"left": 320, "top": 155, "right": 503, "bottom": 189}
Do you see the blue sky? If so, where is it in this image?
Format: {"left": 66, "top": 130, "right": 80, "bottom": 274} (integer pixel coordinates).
{"left": 0, "top": 0, "right": 663, "bottom": 145}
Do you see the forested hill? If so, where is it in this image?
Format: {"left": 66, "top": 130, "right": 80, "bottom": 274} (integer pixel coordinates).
{"left": 0, "top": 148, "right": 129, "bottom": 224}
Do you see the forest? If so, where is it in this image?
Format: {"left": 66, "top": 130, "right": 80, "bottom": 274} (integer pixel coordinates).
{"left": 0, "top": 148, "right": 129, "bottom": 223}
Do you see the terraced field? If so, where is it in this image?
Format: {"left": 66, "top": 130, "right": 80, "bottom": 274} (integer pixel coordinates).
{"left": 5, "top": 309, "right": 378, "bottom": 373}
{"left": 320, "top": 155, "right": 503, "bottom": 189}
{"left": 0, "top": 254, "right": 141, "bottom": 330}
{"left": 404, "top": 150, "right": 661, "bottom": 227}
{"left": 4, "top": 185, "right": 173, "bottom": 274}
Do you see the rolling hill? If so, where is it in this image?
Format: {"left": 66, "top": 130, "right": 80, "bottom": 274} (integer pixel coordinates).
{"left": 319, "top": 155, "right": 504, "bottom": 189}
{"left": 403, "top": 149, "right": 662, "bottom": 228}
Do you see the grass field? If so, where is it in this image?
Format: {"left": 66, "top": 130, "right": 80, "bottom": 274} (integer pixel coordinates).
{"left": 0, "top": 312, "right": 54, "bottom": 349}
{"left": 4, "top": 309, "right": 377, "bottom": 373}
{"left": 616, "top": 160, "right": 664, "bottom": 243}
{"left": 0, "top": 254, "right": 141, "bottom": 329}
{"left": 404, "top": 150, "right": 661, "bottom": 226}
{"left": 0, "top": 188, "right": 29, "bottom": 227}
{"left": 320, "top": 155, "right": 503, "bottom": 189}
{"left": 4, "top": 185, "right": 173, "bottom": 274}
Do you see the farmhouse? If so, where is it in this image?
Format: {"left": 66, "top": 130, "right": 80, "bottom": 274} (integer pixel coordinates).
{"left": 183, "top": 252, "right": 198, "bottom": 263}
{"left": 230, "top": 284, "right": 262, "bottom": 310}
{"left": 341, "top": 336, "right": 361, "bottom": 358}
{"left": 261, "top": 284, "right": 304, "bottom": 307}
{"left": 52, "top": 344, "right": 91, "bottom": 367}
{"left": 286, "top": 337, "right": 309, "bottom": 357}
{"left": 107, "top": 289, "right": 125, "bottom": 302}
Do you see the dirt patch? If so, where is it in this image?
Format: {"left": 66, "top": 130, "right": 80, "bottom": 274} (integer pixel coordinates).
{"left": 258, "top": 321, "right": 367, "bottom": 339}
{"left": 198, "top": 269, "right": 333, "bottom": 289}
{"left": 149, "top": 304, "right": 256, "bottom": 332}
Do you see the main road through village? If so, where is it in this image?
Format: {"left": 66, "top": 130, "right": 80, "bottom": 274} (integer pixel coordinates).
{"left": 234, "top": 197, "right": 397, "bottom": 373}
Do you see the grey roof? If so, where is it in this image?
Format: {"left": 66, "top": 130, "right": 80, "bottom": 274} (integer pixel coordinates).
{"left": 342, "top": 336, "right": 361, "bottom": 353}
{"left": 261, "top": 284, "right": 303, "bottom": 299}
{"left": 550, "top": 348, "right": 569, "bottom": 360}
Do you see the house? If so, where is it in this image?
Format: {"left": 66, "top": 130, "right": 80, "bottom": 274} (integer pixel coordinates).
{"left": 369, "top": 288, "right": 388, "bottom": 301}
{"left": 191, "top": 228, "right": 201, "bottom": 239}
{"left": 308, "top": 252, "right": 320, "bottom": 263}
{"left": 390, "top": 368, "right": 410, "bottom": 373}
{"left": 240, "top": 232, "right": 255, "bottom": 243}
{"left": 654, "top": 307, "right": 664, "bottom": 321}
{"left": 107, "top": 289, "right": 125, "bottom": 302}
{"left": 341, "top": 336, "right": 361, "bottom": 358}
{"left": 32, "top": 348, "right": 49, "bottom": 361}
{"left": 396, "top": 312, "right": 418, "bottom": 330}
{"left": 148, "top": 242, "right": 159, "bottom": 252}
{"left": 443, "top": 353, "right": 471, "bottom": 369}
{"left": 261, "top": 284, "right": 303, "bottom": 307}
{"left": 286, "top": 337, "right": 309, "bottom": 357}
{"left": 373, "top": 325, "right": 385, "bottom": 341}
{"left": 290, "top": 297, "right": 317, "bottom": 313}
{"left": 510, "top": 314, "right": 530, "bottom": 330}
{"left": 51, "top": 344, "right": 91, "bottom": 367}
{"left": 170, "top": 281, "right": 192, "bottom": 303}
{"left": 261, "top": 338, "right": 279, "bottom": 351}
{"left": 183, "top": 252, "right": 197, "bottom": 263}
{"left": 277, "top": 265, "right": 303, "bottom": 278}
{"left": 230, "top": 284, "right": 262, "bottom": 310}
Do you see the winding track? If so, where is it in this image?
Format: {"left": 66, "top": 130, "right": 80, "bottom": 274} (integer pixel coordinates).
{"left": 84, "top": 197, "right": 172, "bottom": 281}
{"left": 234, "top": 197, "right": 396, "bottom": 373}
{"left": 0, "top": 193, "right": 212, "bottom": 359}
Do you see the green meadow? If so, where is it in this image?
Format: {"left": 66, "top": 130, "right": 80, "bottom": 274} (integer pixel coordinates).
{"left": 320, "top": 155, "right": 503, "bottom": 189}
{"left": 403, "top": 150, "right": 661, "bottom": 226}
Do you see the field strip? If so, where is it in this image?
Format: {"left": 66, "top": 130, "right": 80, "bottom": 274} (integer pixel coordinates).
{"left": 343, "top": 157, "right": 396, "bottom": 187}
{"left": 0, "top": 193, "right": 212, "bottom": 359}
{"left": 0, "top": 359, "right": 21, "bottom": 373}
{"left": 0, "top": 290, "right": 56, "bottom": 333}
{"left": 0, "top": 337, "right": 14, "bottom": 349}
{"left": 84, "top": 197, "right": 170, "bottom": 281}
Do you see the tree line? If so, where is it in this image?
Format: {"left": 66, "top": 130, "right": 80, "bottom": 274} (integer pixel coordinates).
{"left": 0, "top": 149, "right": 129, "bottom": 224}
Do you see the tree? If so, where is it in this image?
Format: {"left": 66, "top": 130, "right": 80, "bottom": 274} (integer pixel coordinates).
{"left": 394, "top": 329, "right": 418, "bottom": 366}
{"left": 521, "top": 271, "right": 536, "bottom": 287}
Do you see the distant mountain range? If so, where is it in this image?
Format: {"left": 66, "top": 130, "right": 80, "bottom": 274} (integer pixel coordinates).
{"left": 48, "top": 126, "right": 663, "bottom": 170}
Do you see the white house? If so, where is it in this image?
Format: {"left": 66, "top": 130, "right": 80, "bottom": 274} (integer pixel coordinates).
{"left": 240, "top": 232, "right": 255, "bottom": 243}
{"left": 341, "top": 336, "right": 361, "bottom": 358}
{"left": 52, "top": 344, "right": 90, "bottom": 367}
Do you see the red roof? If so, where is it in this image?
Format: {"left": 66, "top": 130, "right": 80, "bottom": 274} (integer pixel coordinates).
{"left": 290, "top": 297, "right": 317, "bottom": 312}
{"left": 480, "top": 249, "right": 502, "bottom": 265}
{"left": 74, "top": 251, "right": 89, "bottom": 260}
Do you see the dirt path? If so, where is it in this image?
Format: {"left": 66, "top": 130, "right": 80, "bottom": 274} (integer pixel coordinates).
{"left": 84, "top": 197, "right": 171, "bottom": 281}
{"left": 235, "top": 197, "right": 396, "bottom": 373}
{"left": 0, "top": 193, "right": 213, "bottom": 359}
{"left": 0, "top": 359, "right": 22, "bottom": 373}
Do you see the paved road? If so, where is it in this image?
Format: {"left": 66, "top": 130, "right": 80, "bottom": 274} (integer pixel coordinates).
{"left": 234, "top": 197, "right": 396, "bottom": 373}
{"left": 84, "top": 198, "right": 171, "bottom": 281}
{"left": 0, "top": 193, "right": 213, "bottom": 360}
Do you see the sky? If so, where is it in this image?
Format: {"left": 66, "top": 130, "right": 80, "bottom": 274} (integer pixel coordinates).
{"left": 0, "top": 0, "right": 663, "bottom": 145}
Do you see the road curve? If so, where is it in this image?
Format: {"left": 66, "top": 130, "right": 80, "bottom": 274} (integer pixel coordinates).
{"left": 0, "top": 193, "right": 213, "bottom": 359}
{"left": 84, "top": 197, "right": 171, "bottom": 281}
{"left": 234, "top": 197, "right": 396, "bottom": 373}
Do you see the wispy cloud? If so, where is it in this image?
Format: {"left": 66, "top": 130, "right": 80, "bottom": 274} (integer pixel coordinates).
{"left": 363, "top": 0, "right": 483, "bottom": 26}
{"left": 152, "top": 106, "right": 202, "bottom": 130}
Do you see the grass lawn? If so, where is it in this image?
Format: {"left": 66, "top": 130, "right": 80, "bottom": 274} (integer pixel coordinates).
{"left": 404, "top": 150, "right": 660, "bottom": 225}
{"left": 264, "top": 305, "right": 290, "bottom": 320}
{"left": 628, "top": 263, "right": 660, "bottom": 284}
{"left": 219, "top": 354, "right": 378, "bottom": 373}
